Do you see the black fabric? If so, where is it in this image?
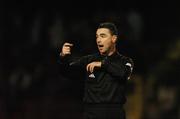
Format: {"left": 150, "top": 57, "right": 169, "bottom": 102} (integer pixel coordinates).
{"left": 83, "top": 104, "right": 126, "bottom": 119}
{"left": 59, "top": 52, "right": 133, "bottom": 104}
{"left": 58, "top": 51, "right": 133, "bottom": 119}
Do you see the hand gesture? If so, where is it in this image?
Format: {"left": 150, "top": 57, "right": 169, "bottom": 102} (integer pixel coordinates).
{"left": 60, "top": 42, "right": 73, "bottom": 57}
{"left": 86, "top": 61, "right": 101, "bottom": 73}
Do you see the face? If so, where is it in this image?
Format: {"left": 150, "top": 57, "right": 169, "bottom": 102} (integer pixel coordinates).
{"left": 96, "top": 28, "right": 117, "bottom": 55}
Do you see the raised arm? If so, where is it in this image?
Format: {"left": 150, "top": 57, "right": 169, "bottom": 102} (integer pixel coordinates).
{"left": 58, "top": 42, "right": 89, "bottom": 68}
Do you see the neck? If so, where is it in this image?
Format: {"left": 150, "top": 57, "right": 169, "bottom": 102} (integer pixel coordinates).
{"left": 107, "top": 45, "right": 116, "bottom": 56}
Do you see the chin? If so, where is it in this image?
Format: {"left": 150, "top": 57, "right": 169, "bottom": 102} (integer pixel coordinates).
{"left": 99, "top": 52, "right": 106, "bottom": 55}
{"left": 99, "top": 51, "right": 103, "bottom": 55}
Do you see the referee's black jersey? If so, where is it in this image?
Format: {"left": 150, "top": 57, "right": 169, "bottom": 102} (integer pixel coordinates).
{"left": 59, "top": 51, "right": 134, "bottom": 105}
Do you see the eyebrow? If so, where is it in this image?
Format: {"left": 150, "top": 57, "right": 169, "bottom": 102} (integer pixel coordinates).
{"left": 96, "top": 33, "right": 107, "bottom": 36}
{"left": 100, "top": 33, "right": 106, "bottom": 36}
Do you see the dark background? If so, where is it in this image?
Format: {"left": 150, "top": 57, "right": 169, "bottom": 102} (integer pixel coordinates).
{"left": 1, "top": 1, "right": 180, "bottom": 119}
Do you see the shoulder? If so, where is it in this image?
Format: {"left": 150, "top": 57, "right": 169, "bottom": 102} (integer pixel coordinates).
{"left": 118, "top": 53, "right": 134, "bottom": 67}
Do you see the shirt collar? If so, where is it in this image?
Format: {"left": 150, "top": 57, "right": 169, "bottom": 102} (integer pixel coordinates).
{"left": 98, "top": 50, "right": 121, "bottom": 58}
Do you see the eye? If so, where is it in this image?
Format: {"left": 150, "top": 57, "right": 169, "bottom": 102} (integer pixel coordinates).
{"left": 100, "top": 34, "right": 106, "bottom": 38}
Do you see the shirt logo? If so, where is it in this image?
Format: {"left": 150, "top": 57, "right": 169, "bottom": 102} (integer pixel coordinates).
{"left": 89, "top": 73, "right": 95, "bottom": 78}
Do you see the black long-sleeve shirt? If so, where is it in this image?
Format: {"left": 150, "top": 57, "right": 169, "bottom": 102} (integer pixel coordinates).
{"left": 58, "top": 51, "right": 134, "bottom": 105}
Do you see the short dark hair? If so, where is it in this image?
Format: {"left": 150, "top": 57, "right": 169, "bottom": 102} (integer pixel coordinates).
{"left": 98, "top": 22, "right": 118, "bottom": 36}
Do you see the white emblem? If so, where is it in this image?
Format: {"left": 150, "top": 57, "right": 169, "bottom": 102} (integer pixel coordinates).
{"left": 126, "top": 62, "right": 133, "bottom": 71}
{"left": 125, "top": 63, "right": 132, "bottom": 67}
{"left": 126, "top": 62, "right": 133, "bottom": 80}
{"left": 89, "top": 73, "right": 95, "bottom": 78}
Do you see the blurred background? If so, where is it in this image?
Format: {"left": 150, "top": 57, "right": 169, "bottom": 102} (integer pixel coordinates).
{"left": 1, "top": 1, "right": 180, "bottom": 119}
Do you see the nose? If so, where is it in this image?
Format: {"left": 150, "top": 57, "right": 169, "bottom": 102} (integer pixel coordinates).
{"left": 96, "top": 37, "right": 101, "bottom": 44}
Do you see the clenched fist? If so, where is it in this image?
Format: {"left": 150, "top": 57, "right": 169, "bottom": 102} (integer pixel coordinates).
{"left": 60, "top": 42, "right": 73, "bottom": 57}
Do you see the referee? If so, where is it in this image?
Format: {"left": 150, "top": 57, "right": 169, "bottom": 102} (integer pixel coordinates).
{"left": 59, "top": 22, "right": 134, "bottom": 119}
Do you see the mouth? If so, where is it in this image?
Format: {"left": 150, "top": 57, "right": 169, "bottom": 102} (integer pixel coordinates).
{"left": 98, "top": 45, "right": 104, "bottom": 53}
{"left": 98, "top": 44, "right": 104, "bottom": 48}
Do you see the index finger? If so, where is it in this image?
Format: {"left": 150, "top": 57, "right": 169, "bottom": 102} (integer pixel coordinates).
{"left": 64, "top": 43, "right": 73, "bottom": 47}
{"left": 86, "top": 64, "right": 91, "bottom": 72}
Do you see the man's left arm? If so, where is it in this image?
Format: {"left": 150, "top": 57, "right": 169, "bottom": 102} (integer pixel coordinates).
{"left": 101, "top": 57, "right": 134, "bottom": 79}
{"left": 86, "top": 57, "right": 134, "bottom": 80}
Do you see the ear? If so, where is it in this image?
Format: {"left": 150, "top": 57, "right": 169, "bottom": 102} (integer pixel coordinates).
{"left": 112, "top": 35, "right": 117, "bottom": 43}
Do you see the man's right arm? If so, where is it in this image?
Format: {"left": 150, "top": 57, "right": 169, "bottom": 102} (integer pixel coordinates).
{"left": 58, "top": 42, "right": 81, "bottom": 79}
{"left": 58, "top": 42, "right": 89, "bottom": 70}
{"left": 57, "top": 43, "right": 89, "bottom": 77}
{"left": 58, "top": 42, "right": 73, "bottom": 64}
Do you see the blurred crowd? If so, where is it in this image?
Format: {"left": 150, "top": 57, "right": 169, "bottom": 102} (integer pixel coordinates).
{"left": 1, "top": 3, "right": 180, "bottom": 119}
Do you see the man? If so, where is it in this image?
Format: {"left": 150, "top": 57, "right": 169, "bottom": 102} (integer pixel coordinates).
{"left": 59, "top": 22, "right": 134, "bottom": 119}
